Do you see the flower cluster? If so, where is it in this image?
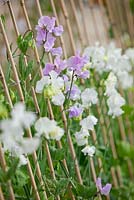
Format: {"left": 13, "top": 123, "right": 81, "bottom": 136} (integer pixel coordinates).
{"left": 0, "top": 103, "right": 40, "bottom": 166}
{"left": 36, "top": 16, "right": 63, "bottom": 55}
{"left": 105, "top": 72, "right": 125, "bottom": 117}
{"left": 84, "top": 43, "right": 134, "bottom": 89}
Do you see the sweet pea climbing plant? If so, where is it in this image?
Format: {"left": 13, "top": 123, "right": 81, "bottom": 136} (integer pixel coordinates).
{"left": 0, "top": 13, "right": 134, "bottom": 200}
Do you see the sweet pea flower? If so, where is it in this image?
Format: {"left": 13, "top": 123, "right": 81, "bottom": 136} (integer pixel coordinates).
{"left": 81, "top": 145, "right": 96, "bottom": 156}
{"left": 96, "top": 177, "right": 112, "bottom": 196}
{"left": 80, "top": 115, "right": 98, "bottom": 131}
{"left": 68, "top": 104, "right": 83, "bottom": 118}
{"left": 81, "top": 88, "right": 98, "bottom": 108}
{"left": 43, "top": 56, "right": 66, "bottom": 75}
{"left": 53, "top": 25, "right": 64, "bottom": 36}
{"left": 107, "top": 91, "right": 125, "bottom": 117}
{"left": 36, "top": 71, "right": 65, "bottom": 106}
{"left": 35, "top": 117, "right": 64, "bottom": 141}
{"left": 50, "top": 47, "right": 63, "bottom": 56}
{"left": 36, "top": 16, "right": 64, "bottom": 52}
{"left": 65, "top": 83, "right": 81, "bottom": 101}
{"left": 67, "top": 51, "right": 89, "bottom": 79}
{"left": 44, "top": 32, "right": 56, "bottom": 52}
{"left": 75, "top": 128, "right": 89, "bottom": 146}
{"left": 0, "top": 103, "right": 40, "bottom": 166}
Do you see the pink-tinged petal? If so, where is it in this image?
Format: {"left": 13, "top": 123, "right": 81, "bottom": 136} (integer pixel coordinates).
{"left": 101, "top": 184, "right": 112, "bottom": 196}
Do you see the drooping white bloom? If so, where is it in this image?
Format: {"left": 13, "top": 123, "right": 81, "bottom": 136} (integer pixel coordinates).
{"left": 50, "top": 70, "right": 64, "bottom": 91}
{"left": 19, "top": 155, "right": 27, "bottom": 166}
{"left": 75, "top": 128, "right": 89, "bottom": 146}
{"left": 117, "top": 71, "right": 133, "bottom": 89}
{"left": 35, "top": 76, "right": 50, "bottom": 93}
{"left": 81, "top": 88, "right": 98, "bottom": 108}
{"left": 80, "top": 115, "right": 98, "bottom": 130}
{"left": 52, "top": 92, "right": 65, "bottom": 106}
{"left": 0, "top": 103, "right": 40, "bottom": 166}
{"left": 11, "top": 103, "right": 36, "bottom": 128}
{"left": 104, "top": 72, "right": 117, "bottom": 96}
{"left": 35, "top": 117, "right": 64, "bottom": 141}
{"left": 49, "top": 126, "right": 64, "bottom": 141}
{"left": 81, "top": 145, "right": 96, "bottom": 156}
{"left": 107, "top": 92, "right": 125, "bottom": 117}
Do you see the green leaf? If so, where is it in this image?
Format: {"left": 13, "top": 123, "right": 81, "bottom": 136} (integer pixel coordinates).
{"left": 0, "top": 15, "right": 5, "bottom": 26}
{"left": 24, "top": 60, "right": 34, "bottom": 79}
{"left": 50, "top": 147, "right": 65, "bottom": 161}
{"left": 16, "top": 170, "right": 29, "bottom": 187}
{"left": 122, "top": 105, "right": 134, "bottom": 115}
{"left": 6, "top": 158, "right": 19, "bottom": 180}
{"left": 55, "top": 178, "right": 70, "bottom": 196}
{"left": 74, "top": 183, "right": 97, "bottom": 199}
{"left": 17, "top": 32, "right": 34, "bottom": 55}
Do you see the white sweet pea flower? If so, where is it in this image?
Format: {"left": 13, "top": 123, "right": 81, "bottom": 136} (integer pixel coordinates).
{"left": 83, "top": 44, "right": 106, "bottom": 73}
{"left": 81, "top": 145, "right": 96, "bottom": 156}
{"left": 35, "top": 117, "right": 57, "bottom": 138}
{"left": 104, "top": 72, "right": 117, "bottom": 96}
{"left": 35, "top": 71, "right": 65, "bottom": 106}
{"left": 49, "top": 70, "right": 64, "bottom": 91}
{"left": 117, "top": 71, "right": 133, "bottom": 89}
{"left": 11, "top": 103, "right": 36, "bottom": 128}
{"left": 52, "top": 92, "right": 65, "bottom": 106}
{"left": 35, "top": 117, "right": 64, "bottom": 141}
{"left": 81, "top": 88, "right": 98, "bottom": 108}
{"left": 107, "top": 92, "right": 125, "bottom": 117}
{"left": 80, "top": 115, "right": 98, "bottom": 131}
{"left": 35, "top": 76, "right": 50, "bottom": 93}
{"left": 0, "top": 103, "right": 40, "bottom": 166}
{"left": 19, "top": 155, "right": 27, "bottom": 166}
{"left": 18, "top": 137, "right": 40, "bottom": 155}
{"left": 49, "top": 126, "right": 64, "bottom": 141}
{"left": 75, "top": 128, "right": 89, "bottom": 146}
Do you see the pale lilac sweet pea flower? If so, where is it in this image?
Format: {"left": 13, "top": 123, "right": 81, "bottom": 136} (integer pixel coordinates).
{"left": 96, "top": 177, "right": 112, "bottom": 196}
{"left": 66, "top": 84, "right": 81, "bottom": 101}
{"left": 68, "top": 105, "right": 83, "bottom": 118}
{"left": 43, "top": 63, "right": 55, "bottom": 75}
{"left": 38, "top": 16, "right": 56, "bottom": 32}
{"left": 36, "top": 26, "right": 47, "bottom": 46}
{"left": 67, "top": 51, "right": 88, "bottom": 78}
{"left": 54, "top": 56, "right": 67, "bottom": 74}
{"left": 51, "top": 47, "right": 63, "bottom": 56}
{"left": 44, "top": 33, "right": 56, "bottom": 52}
{"left": 35, "top": 16, "right": 64, "bottom": 51}
{"left": 62, "top": 75, "right": 69, "bottom": 82}
{"left": 53, "top": 25, "right": 64, "bottom": 36}
{"left": 43, "top": 56, "right": 67, "bottom": 75}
